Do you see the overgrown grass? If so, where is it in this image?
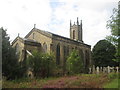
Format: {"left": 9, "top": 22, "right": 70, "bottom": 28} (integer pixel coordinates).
{"left": 103, "top": 73, "right": 119, "bottom": 88}
{"left": 104, "top": 78, "right": 119, "bottom": 88}
{"left": 2, "top": 73, "right": 119, "bottom": 88}
{"left": 2, "top": 77, "right": 59, "bottom": 88}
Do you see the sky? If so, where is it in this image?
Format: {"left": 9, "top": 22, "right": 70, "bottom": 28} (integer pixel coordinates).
{"left": 0, "top": 0, "right": 119, "bottom": 49}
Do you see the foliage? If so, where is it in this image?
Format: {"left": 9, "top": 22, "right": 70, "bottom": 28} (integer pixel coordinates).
{"left": 106, "top": 8, "right": 119, "bottom": 46}
{"left": 2, "top": 27, "right": 22, "bottom": 80}
{"left": 106, "top": 5, "right": 120, "bottom": 62}
{"left": 66, "top": 50, "right": 83, "bottom": 74}
{"left": 92, "top": 39, "right": 118, "bottom": 67}
{"left": 27, "top": 51, "right": 56, "bottom": 78}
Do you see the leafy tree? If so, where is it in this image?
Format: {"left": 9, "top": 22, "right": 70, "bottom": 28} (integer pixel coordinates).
{"left": 27, "top": 51, "right": 56, "bottom": 78}
{"left": 2, "top": 27, "right": 21, "bottom": 80}
{"left": 92, "top": 40, "right": 118, "bottom": 67}
{"left": 106, "top": 2, "right": 120, "bottom": 62}
{"left": 66, "top": 50, "right": 83, "bottom": 74}
{"left": 106, "top": 8, "right": 118, "bottom": 47}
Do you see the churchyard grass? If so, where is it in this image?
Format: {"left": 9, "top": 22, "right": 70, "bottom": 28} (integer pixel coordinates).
{"left": 104, "top": 78, "right": 119, "bottom": 88}
{"left": 2, "top": 73, "right": 119, "bottom": 88}
{"left": 103, "top": 73, "right": 119, "bottom": 88}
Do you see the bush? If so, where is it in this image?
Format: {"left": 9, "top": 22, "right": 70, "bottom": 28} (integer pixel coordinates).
{"left": 66, "top": 50, "right": 84, "bottom": 74}
{"left": 27, "top": 51, "right": 56, "bottom": 78}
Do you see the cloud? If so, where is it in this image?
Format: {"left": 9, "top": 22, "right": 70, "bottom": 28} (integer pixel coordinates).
{"left": 47, "top": 0, "right": 118, "bottom": 48}
{"left": 0, "top": 0, "right": 52, "bottom": 40}
{"left": 0, "top": 0, "right": 119, "bottom": 48}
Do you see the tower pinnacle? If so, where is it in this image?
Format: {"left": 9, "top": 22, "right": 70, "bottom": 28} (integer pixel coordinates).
{"left": 70, "top": 20, "right": 72, "bottom": 26}
{"left": 77, "top": 17, "right": 79, "bottom": 25}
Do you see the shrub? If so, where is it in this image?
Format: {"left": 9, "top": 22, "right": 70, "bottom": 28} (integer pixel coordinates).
{"left": 66, "top": 50, "right": 84, "bottom": 74}
{"left": 27, "top": 51, "right": 56, "bottom": 78}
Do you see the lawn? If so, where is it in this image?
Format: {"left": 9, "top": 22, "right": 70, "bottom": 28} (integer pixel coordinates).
{"left": 2, "top": 73, "right": 119, "bottom": 88}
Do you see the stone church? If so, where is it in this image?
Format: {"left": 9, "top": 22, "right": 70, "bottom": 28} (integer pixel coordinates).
{"left": 12, "top": 17, "right": 92, "bottom": 71}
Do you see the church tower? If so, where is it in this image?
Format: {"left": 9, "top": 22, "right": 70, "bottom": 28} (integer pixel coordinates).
{"left": 70, "top": 17, "right": 83, "bottom": 42}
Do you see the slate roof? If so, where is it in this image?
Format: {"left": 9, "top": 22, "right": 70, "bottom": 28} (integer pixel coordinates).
{"left": 12, "top": 27, "right": 90, "bottom": 48}
{"left": 24, "top": 28, "right": 91, "bottom": 47}
{"left": 12, "top": 36, "right": 41, "bottom": 46}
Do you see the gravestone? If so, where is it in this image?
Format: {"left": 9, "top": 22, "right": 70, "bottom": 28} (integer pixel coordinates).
{"left": 103, "top": 67, "right": 107, "bottom": 73}
{"left": 107, "top": 66, "right": 110, "bottom": 73}
{"left": 96, "top": 66, "right": 99, "bottom": 74}
{"left": 116, "top": 67, "right": 119, "bottom": 73}
{"left": 89, "top": 67, "right": 92, "bottom": 74}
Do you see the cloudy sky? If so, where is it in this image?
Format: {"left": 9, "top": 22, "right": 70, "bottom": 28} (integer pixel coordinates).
{"left": 0, "top": 0, "right": 119, "bottom": 48}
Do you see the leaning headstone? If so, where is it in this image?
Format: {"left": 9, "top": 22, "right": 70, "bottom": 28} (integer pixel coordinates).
{"left": 96, "top": 66, "right": 99, "bottom": 74}
{"left": 107, "top": 66, "right": 110, "bottom": 74}
{"left": 116, "top": 67, "right": 119, "bottom": 73}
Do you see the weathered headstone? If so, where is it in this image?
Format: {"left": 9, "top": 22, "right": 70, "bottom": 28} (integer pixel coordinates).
{"left": 89, "top": 67, "right": 92, "bottom": 74}
{"left": 103, "top": 67, "right": 107, "bottom": 73}
{"left": 96, "top": 66, "right": 99, "bottom": 74}
{"left": 116, "top": 67, "right": 119, "bottom": 73}
{"left": 107, "top": 66, "right": 110, "bottom": 74}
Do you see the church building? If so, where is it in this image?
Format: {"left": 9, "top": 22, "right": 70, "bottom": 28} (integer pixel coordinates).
{"left": 12, "top": 18, "right": 92, "bottom": 71}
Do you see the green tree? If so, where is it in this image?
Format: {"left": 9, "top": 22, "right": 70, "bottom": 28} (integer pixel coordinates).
{"left": 106, "top": 2, "right": 120, "bottom": 62}
{"left": 27, "top": 51, "right": 56, "bottom": 78}
{"left": 2, "top": 27, "right": 21, "bottom": 79}
{"left": 66, "top": 50, "right": 83, "bottom": 74}
{"left": 106, "top": 8, "right": 118, "bottom": 47}
{"left": 92, "top": 40, "right": 118, "bottom": 67}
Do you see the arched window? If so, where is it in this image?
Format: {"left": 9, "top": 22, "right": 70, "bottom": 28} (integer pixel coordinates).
{"left": 15, "top": 43, "right": 19, "bottom": 54}
{"left": 56, "top": 44, "right": 60, "bottom": 65}
{"left": 73, "top": 30, "right": 75, "bottom": 39}
{"left": 64, "top": 46, "right": 67, "bottom": 62}
{"left": 85, "top": 50, "right": 89, "bottom": 68}
{"left": 43, "top": 43, "right": 47, "bottom": 53}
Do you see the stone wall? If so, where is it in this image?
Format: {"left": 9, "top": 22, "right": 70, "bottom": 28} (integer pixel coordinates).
{"left": 26, "top": 29, "right": 52, "bottom": 53}
{"left": 52, "top": 35, "right": 92, "bottom": 70}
